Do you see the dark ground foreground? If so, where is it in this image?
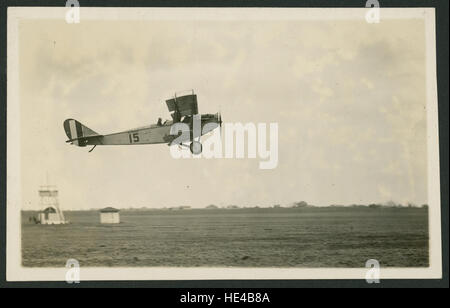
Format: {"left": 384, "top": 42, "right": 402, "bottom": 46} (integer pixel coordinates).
{"left": 22, "top": 207, "right": 428, "bottom": 267}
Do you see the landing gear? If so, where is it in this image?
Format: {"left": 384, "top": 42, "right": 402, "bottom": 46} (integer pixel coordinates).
{"left": 190, "top": 140, "right": 202, "bottom": 154}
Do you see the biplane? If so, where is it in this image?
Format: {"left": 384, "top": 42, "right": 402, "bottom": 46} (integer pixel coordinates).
{"left": 63, "top": 91, "right": 222, "bottom": 154}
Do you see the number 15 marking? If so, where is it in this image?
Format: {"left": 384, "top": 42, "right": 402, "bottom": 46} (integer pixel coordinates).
{"left": 129, "top": 132, "right": 140, "bottom": 143}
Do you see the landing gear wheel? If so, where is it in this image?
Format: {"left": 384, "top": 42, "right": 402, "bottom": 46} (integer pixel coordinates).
{"left": 190, "top": 141, "right": 202, "bottom": 154}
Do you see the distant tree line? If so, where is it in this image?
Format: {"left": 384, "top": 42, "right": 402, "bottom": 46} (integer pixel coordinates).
{"left": 203, "top": 201, "right": 429, "bottom": 209}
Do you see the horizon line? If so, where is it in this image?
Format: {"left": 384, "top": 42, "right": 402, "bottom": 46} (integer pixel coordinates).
{"left": 22, "top": 203, "right": 429, "bottom": 212}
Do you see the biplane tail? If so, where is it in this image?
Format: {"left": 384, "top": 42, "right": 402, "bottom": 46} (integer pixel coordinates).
{"left": 63, "top": 119, "right": 101, "bottom": 147}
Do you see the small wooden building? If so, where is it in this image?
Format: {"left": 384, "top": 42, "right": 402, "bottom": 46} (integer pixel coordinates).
{"left": 99, "top": 207, "right": 120, "bottom": 224}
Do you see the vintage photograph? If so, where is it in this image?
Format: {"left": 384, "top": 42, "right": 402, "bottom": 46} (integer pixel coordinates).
{"left": 6, "top": 7, "right": 442, "bottom": 281}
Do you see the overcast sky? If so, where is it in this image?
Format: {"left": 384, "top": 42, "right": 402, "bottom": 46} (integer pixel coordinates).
{"left": 18, "top": 12, "right": 429, "bottom": 210}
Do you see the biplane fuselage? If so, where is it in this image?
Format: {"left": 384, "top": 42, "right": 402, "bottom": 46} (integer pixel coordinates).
{"left": 63, "top": 92, "right": 221, "bottom": 154}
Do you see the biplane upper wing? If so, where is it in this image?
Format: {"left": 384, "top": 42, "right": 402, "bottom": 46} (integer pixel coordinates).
{"left": 166, "top": 94, "right": 199, "bottom": 117}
